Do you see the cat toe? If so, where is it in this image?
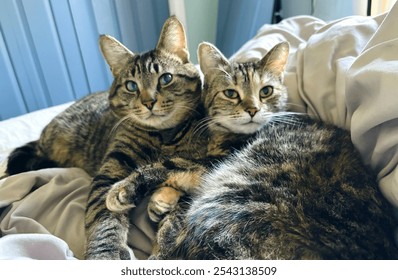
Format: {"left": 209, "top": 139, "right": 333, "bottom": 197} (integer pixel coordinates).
{"left": 106, "top": 185, "right": 135, "bottom": 212}
{"left": 148, "top": 200, "right": 174, "bottom": 223}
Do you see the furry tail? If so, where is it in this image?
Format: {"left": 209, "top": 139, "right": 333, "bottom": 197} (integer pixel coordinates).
{"left": 6, "top": 141, "right": 58, "bottom": 175}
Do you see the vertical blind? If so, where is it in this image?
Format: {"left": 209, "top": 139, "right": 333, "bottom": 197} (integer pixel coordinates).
{"left": 0, "top": 0, "right": 274, "bottom": 120}
{"left": 0, "top": 0, "right": 169, "bottom": 120}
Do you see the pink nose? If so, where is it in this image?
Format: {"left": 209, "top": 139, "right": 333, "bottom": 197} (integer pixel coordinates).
{"left": 245, "top": 107, "right": 259, "bottom": 117}
{"left": 142, "top": 99, "right": 157, "bottom": 110}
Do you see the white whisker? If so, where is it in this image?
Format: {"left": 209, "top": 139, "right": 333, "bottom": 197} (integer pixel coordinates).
{"left": 109, "top": 114, "right": 135, "bottom": 140}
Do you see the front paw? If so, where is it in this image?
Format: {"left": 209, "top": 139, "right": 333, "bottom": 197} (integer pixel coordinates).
{"left": 106, "top": 181, "right": 136, "bottom": 212}
{"left": 148, "top": 186, "right": 182, "bottom": 223}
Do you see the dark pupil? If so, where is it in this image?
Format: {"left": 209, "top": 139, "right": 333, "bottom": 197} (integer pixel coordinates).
{"left": 227, "top": 90, "right": 235, "bottom": 97}
{"left": 261, "top": 86, "right": 273, "bottom": 97}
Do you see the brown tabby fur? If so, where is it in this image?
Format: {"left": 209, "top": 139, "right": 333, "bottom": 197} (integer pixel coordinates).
{"left": 6, "top": 16, "right": 206, "bottom": 259}
{"left": 107, "top": 42, "right": 398, "bottom": 259}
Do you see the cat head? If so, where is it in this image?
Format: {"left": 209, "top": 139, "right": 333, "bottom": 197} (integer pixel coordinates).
{"left": 99, "top": 16, "right": 201, "bottom": 130}
{"left": 198, "top": 42, "right": 289, "bottom": 135}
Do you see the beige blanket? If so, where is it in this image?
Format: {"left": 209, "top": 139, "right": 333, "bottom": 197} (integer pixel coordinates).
{"left": 0, "top": 168, "right": 155, "bottom": 259}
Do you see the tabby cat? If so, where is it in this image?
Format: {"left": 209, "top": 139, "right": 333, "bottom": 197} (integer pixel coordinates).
{"left": 6, "top": 16, "right": 206, "bottom": 259}
{"left": 107, "top": 42, "right": 398, "bottom": 259}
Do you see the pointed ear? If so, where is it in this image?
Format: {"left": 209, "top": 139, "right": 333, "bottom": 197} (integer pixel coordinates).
{"left": 156, "top": 16, "right": 189, "bottom": 63}
{"left": 198, "top": 42, "right": 231, "bottom": 77}
{"left": 259, "top": 41, "right": 289, "bottom": 77}
{"left": 99, "top": 35, "right": 134, "bottom": 77}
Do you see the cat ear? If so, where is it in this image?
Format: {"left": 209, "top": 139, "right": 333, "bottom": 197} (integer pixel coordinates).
{"left": 259, "top": 42, "right": 290, "bottom": 77}
{"left": 99, "top": 35, "right": 134, "bottom": 77}
{"left": 198, "top": 42, "right": 231, "bottom": 77}
{"left": 156, "top": 16, "right": 189, "bottom": 63}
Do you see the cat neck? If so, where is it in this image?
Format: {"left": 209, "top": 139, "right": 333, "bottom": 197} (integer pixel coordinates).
{"left": 207, "top": 130, "right": 254, "bottom": 157}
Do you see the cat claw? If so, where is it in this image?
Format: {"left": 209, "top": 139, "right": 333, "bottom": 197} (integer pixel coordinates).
{"left": 106, "top": 183, "right": 135, "bottom": 212}
{"left": 148, "top": 200, "right": 175, "bottom": 223}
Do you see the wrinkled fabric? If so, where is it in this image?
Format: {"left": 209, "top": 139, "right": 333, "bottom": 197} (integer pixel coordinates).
{"left": 0, "top": 168, "right": 155, "bottom": 259}
{"left": 0, "top": 233, "right": 76, "bottom": 260}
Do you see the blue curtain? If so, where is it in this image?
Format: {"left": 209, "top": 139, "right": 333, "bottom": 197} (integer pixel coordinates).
{"left": 216, "top": 0, "right": 274, "bottom": 58}
{"left": 0, "top": 0, "right": 169, "bottom": 120}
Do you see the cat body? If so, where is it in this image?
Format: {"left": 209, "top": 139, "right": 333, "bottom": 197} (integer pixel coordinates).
{"left": 153, "top": 42, "right": 398, "bottom": 259}
{"left": 152, "top": 115, "right": 398, "bottom": 259}
{"left": 6, "top": 17, "right": 204, "bottom": 259}
{"left": 107, "top": 41, "right": 398, "bottom": 259}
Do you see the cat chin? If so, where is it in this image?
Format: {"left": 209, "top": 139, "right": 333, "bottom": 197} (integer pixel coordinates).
{"left": 224, "top": 122, "right": 263, "bottom": 135}
{"left": 133, "top": 114, "right": 186, "bottom": 130}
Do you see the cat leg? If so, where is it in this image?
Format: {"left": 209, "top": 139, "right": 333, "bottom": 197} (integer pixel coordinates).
{"left": 150, "top": 203, "right": 188, "bottom": 259}
{"left": 85, "top": 158, "right": 160, "bottom": 259}
{"left": 106, "top": 172, "right": 140, "bottom": 212}
{"left": 85, "top": 172, "right": 138, "bottom": 260}
{"left": 106, "top": 162, "right": 169, "bottom": 213}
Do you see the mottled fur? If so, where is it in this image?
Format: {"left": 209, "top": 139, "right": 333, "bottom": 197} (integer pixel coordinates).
{"left": 152, "top": 115, "right": 398, "bottom": 259}
{"left": 107, "top": 42, "right": 398, "bottom": 259}
{"left": 6, "top": 17, "right": 205, "bottom": 259}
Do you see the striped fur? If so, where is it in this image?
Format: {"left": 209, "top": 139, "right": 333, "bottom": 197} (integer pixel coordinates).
{"left": 106, "top": 42, "right": 292, "bottom": 220}
{"left": 6, "top": 16, "right": 203, "bottom": 259}
{"left": 151, "top": 42, "right": 398, "bottom": 259}
{"left": 108, "top": 42, "right": 398, "bottom": 259}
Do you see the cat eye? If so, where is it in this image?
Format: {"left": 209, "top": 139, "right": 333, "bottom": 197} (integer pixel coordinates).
{"left": 159, "top": 73, "right": 173, "bottom": 86}
{"left": 223, "top": 89, "right": 239, "bottom": 99}
{"left": 260, "top": 86, "right": 274, "bottom": 98}
{"left": 125, "top": 81, "right": 138, "bottom": 92}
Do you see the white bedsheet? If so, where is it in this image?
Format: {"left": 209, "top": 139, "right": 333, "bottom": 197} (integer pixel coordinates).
{"left": 0, "top": 102, "right": 73, "bottom": 175}
{"left": 1, "top": 2, "right": 398, "bottom": 259}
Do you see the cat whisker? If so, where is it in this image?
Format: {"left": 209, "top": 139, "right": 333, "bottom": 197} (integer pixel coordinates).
{"left": 189, "top": 117, "right": 214, "bottom": 144}
{"left": 269, "top": 112, "right": 304, "bottom": 126}
{"left": 108, "top": 114, "right": 135, "bottom": 140}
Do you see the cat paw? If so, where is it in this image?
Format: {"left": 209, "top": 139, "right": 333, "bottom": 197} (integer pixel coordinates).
{"left": 148, "top": 186, "right": 182, "bottom": 223}
{"left": 106, "top": 181, "right": 135, "bottom": 212}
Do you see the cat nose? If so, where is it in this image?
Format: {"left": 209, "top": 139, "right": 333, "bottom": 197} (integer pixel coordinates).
{"left": 142, "top": 99, "right": 157, "bottom": 110}
{"left": 246, "top": 107, "right": 259, "bottom": 117}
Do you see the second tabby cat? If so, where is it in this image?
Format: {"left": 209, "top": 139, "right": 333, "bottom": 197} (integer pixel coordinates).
{"left": 107, "top": 42, "right": 398, "bottom": 259}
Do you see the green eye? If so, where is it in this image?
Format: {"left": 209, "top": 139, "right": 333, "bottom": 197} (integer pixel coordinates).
{"left": 260, "top": 86, "right": 273, "bottom": 98}
{"left": 159, "top": 73, "right": 173, "bottom": 86}
{"left": 126, "top": 81, "right": 138, "bottom": 92}
{"left": 224, "top": 89, "right": 239, "bottom": 99}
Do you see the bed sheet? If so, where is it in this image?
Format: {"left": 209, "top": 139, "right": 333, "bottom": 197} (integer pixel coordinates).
{"left": 1, "top": 1, "right": 398, "bottom": 259}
